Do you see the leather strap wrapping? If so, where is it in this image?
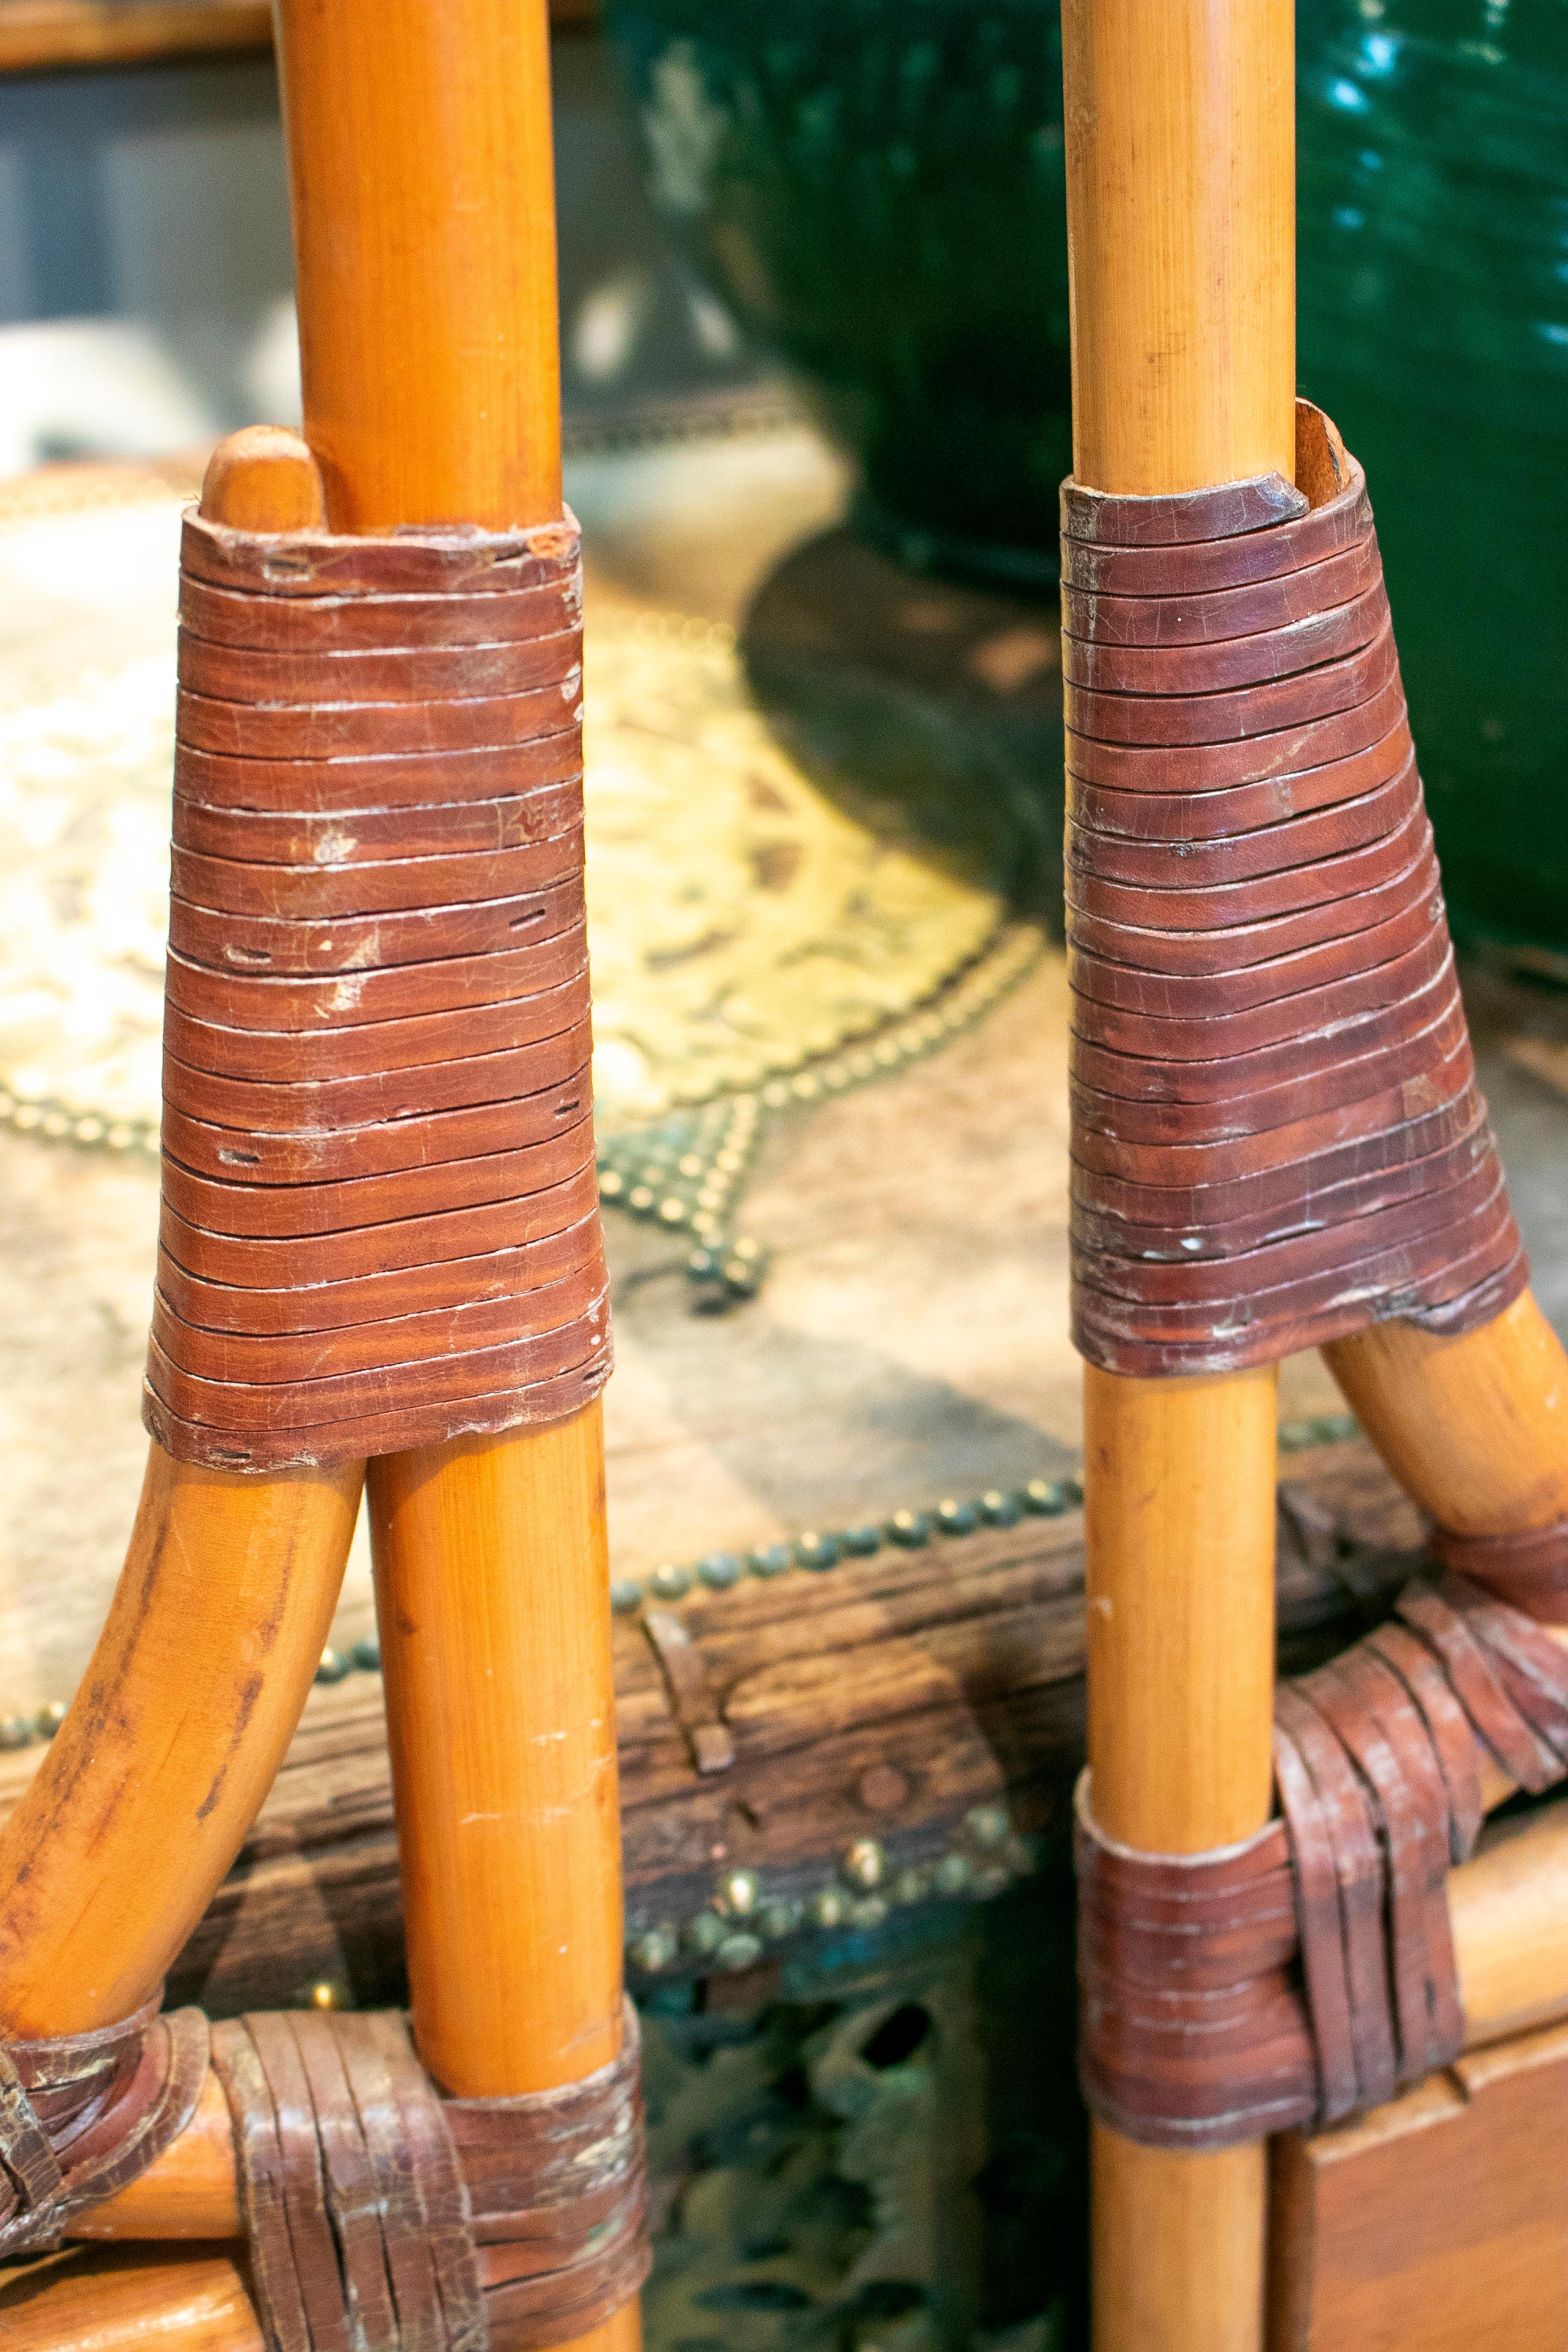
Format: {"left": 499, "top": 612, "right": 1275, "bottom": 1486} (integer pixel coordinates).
{"left": 212, "top": 2004, "right": 649, "bottom": 2352}
{"left": 1431, "top": 1517, "right": 1568, "bottom": 1625}
{"left": 1063, "top": 402, "right": 1526, "bottom": 1376}
{"left": 143, "top": 510, "right": 610, "bottom": 1470}
{"left": 0, "top": 1997, "right": 211, "bottom": 2255}
{"left": 1078, "top": 1573, "right": 1568, "bottom": 2149}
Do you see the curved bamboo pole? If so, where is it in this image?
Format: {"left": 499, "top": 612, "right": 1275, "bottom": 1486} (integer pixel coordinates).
{"left": 0, "top": 424, "right": 358, "bottom": 2039}
{"left": 271, "top": 10, "right": 636, "bottom": 2351}
{"left": 1325, "top": 1292, "right": 1568, "bottom": 1535}
{"left": 1062, "top": 5, "right": 1295, "bottom": 2348}
{"left": 0, "top": 1443, "right": 359, "bottom": 2032}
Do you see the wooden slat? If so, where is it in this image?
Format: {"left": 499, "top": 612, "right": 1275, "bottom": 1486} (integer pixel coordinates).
{"left": 1269, "top": 2021, "right": 1568, "bottom": 2351}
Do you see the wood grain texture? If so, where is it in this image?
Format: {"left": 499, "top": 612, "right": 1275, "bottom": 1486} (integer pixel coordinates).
{"left": 1060, "top": 0, "right": 1296, "bottom": 494}
{"left": 1269, "top": 2018, "right": 1568, "bottom": 2352}
{"left": 272, "top": 0, "right": 563, "bottom": 533}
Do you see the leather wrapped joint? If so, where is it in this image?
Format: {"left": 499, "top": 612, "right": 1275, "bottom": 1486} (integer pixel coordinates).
{"left": 211, "top": 2002, "right": 650, "bottom": 2352}
{"left": 143, "top": 508, "right": 610, "bottom": 1470}
{"left": 1063, "top": 400, "right": 1526, "bottom": 1377}
{"left": 0, "top": 1994, "right": 210, "bottom": 2256}
{"left": 1077, "top": 1571, "right": 1568, "bottom": 2149}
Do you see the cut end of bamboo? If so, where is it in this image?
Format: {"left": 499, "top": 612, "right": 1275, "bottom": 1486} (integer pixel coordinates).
{"left": 200, "top": 426, "right": 327, "bottom": 532}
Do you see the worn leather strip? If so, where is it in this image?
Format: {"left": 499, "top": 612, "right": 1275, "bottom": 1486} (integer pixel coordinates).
{"left": 1431, "top": 1518, "right": 1568, "bottom": 1625}
{"left": 174, "top": 778, "right": 583, "bottom": 867}
{"left": 175, "top": 730, "right": 582, "bottom": 817}
{"left": 179, "top": 569, "right": 579, "bottom": 653}
{"left": 170, "top": 839, "right": 584, "bottom": 922}
{"left": 165, "top": 934, "right": 588, "bottom": 1037}
{"left": 143, "top": 1348, "right": 609, "bottom": 1473}
{"left": 1062, "top": 531, "right": 1381, "bottom": 646}
{"left": 169, "top": 877, "right": 585, "bottom": 978}
{"left": 147, "top": 510, "right": 610, "bottom": 1470}
{"left": 1063, "top": 403, "right": 1524, "bottom": 1376}
{"left": 1066, "top": 721, "right": 1413, "bottom": 851}
{"left": 1077, "top": 1571, "right": 1568, "bottom": 2149}
{"left": 179, "top": 623, "right": 583, "bottom": 705}
{"left": 1068, "top": 788, "right": 1428, "bottom": 949}
{"left": 213, "top": 2004, "right": 647, "bottom": 2351}
{"left": 0, "top": 2000, "right": 209, "bottom": 2257}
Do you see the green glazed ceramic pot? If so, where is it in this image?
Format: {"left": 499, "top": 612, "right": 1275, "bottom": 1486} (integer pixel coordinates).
{"left": 1296, "top": 0, "right": 1568, "bottom": 959}
{"left": 608, "top": 0, "right": 1568, "bottom": 954}
{"left": 604, "top": 0, "right": 1073, "bottom": 586}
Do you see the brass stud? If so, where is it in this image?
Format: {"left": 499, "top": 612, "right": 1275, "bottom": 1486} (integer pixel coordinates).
{"left": 720, "top": 1867, "right": 759, "bottom": 1917}
{"left": 629, "top": 1928, "right": 677, "bottom": 1973}
{"left": 842, "top": 1838, "right": 885, "bottom": 1891}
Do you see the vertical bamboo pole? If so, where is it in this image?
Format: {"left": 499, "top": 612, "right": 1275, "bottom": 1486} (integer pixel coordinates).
{"left": 1062, "top": 5, "right": 1296, "bottom": 2348}
{"left": 271, "top": 9, "right": 635, "bottom": 2350}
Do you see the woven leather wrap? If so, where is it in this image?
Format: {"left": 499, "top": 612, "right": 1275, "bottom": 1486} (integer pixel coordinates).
{"left": 211, "top": 2004, "right": 649, "bottom": 2351}
{"left": 142, "top": 509, "right": 609, "bottom": 1470}
{"left": 1077, "top": 1572, "right": 1568, "bottom": 2149}
{"left": 0, "top": 1996, "right": 210, "bottom": 2255}
{"left": 1063, "top": 401, "right": 1526, "bottom": 1376}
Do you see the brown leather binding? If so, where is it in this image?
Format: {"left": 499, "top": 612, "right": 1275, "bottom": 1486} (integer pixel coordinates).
{"left": 1063, "top": 404, "right": 1525, "bottom": 1377}
{"left": 144, "top": 509, "right": 610, "bottom": 1470}
{"left": 1430, "top": 1518, "right": 1568, "bottom": 1626}
{"left": 0, "top": 1998, "right": 211, "bottom": 2255}
{"left": 212, "top": 2004, "right": 650, "bottom": 2351}
{"left": 1077, "top": 1573, "right": 1568, "bottom": 2150}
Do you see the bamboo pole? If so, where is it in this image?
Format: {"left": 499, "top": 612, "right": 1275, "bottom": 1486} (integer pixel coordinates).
{"left": 1085, "top": 1367, "right": 1281, "bottom": 2352}
{"left": 270, "top": 9, "right": 636, "bottom": 2350}
{"left": 0, "top": 430, "right": 356, "bottom": 2044}
{"left": 1325, "top": 1293, "right": 1568, "bottom": 1536}
{"left": 0, "top": 2249, "right": 262, "bottom": 2352}
{"left": 0, "top": 1443, "right": 359, "bottom": 2031}
{"left": 1063, "top": 5, "right": 1295, "bottom": 2347}
{"left": 366, "top": 1408, "right": 621, "bottom": 2094}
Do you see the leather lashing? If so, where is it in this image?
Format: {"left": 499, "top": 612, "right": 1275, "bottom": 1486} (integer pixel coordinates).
{"left": 1077, "top": 1572, "right": 1568, "bottom": 2150}
{"left": 144, "top": 509, "right": 610, "bottom": 1470}
{"left": 1430, "top": 1517, "right": 1568, "bottom": 1626}
{"left": 212, "top": 2003, "right": 650, "bottom": 2351}
{"left": 1063, "top": 402, "right": 1525, "bottom": 1374}
{"left": 0, "top": 1996, "right": 210, "bottom": 2255}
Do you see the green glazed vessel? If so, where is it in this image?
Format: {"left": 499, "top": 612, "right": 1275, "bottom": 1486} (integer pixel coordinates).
{"left": 608, "top": 0, "right": 1568, "bottom": 956}
{"left": 1296, "top": 0, "right": 1568, "bottom": 959}
{"left": 604, "top": 0, "right": 1073, "bottom": 585}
